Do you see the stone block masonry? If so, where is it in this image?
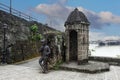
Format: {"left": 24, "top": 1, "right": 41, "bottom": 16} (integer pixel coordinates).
{"left": 64, "top": 8, "right": 90, "bottom": 64}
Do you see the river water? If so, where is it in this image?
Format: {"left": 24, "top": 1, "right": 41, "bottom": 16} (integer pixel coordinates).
{"left": 89, "top": 44, "right": 120, "bottom": 58}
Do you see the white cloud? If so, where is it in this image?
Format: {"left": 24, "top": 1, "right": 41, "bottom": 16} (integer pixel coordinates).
{"left": 35, "top": 4, "right": 70, "bottom": 20}
{"left": 89, "top": 32, "right": 120, "bottom": 41}
{"left": 99, "top": 11, "right": 120, "bottom": 24}
{"left": 30, "top": 0, "right": 120, "bottom": 37}
{"left": 31, "top": 0, "right": 120, "bottom": 41}
{"left": 89, "top": 32, "right": 106, "bottom": 41}
{"left": 33, "top": 2, "right": 120, "bottom": 31}
{"left": 103, "top": 36, "right": 120, "bottom": 41}
{"left": 34, "top": 3, "right": 71, "bottom": 31}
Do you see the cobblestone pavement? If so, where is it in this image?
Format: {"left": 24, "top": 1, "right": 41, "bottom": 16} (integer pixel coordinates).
{"left": 0, "top": 57, "right": 120, "bottom": 80}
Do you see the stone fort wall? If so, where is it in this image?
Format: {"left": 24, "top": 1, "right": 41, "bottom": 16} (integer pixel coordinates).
{"left": 0, "top": 40, "right": 41, "bottom": 63}
{"left": 89, "top": 56, "right": 120, "bottom": 66}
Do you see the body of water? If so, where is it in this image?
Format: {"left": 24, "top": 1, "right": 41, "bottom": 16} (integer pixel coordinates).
{"left": 89, "top": 44, "right": 120, "bottom": 58}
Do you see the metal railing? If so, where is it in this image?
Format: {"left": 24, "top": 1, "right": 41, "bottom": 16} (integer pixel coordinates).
{"left": 0, "top": 3, "right": 37, "bottom": 21}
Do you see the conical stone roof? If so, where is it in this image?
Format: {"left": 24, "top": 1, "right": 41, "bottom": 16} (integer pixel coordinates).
{"left": 65, "top": 8, "right": 90, "bottom": 26}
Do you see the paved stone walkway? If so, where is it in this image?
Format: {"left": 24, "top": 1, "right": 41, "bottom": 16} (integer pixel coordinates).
{"left": 0, "top": 57, "right": 120, "bottom": 80}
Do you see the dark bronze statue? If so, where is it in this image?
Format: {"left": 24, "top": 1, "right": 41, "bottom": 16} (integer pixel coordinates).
{"left": 39, "top": 40, "right": 51, "bottom": 73}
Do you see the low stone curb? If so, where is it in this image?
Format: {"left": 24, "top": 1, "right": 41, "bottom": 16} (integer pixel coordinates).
{"left": 13, "top": 57, "right": 39, "bottom": 65}
{"left": 59, "top": 61, "right": 110, "bottom": 74}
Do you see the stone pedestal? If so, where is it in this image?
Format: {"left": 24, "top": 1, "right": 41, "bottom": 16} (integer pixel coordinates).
{"left": 60, "top": 61, "right": 110, "bottom": 73}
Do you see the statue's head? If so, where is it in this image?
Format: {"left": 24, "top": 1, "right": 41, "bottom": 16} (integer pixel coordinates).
{"left": 41, "top": 39, "right": 46, "bottom": 45}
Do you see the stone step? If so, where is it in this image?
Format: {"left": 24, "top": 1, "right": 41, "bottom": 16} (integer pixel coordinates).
{"left": 59, "top": 61, "right": 110, "bottom": 74}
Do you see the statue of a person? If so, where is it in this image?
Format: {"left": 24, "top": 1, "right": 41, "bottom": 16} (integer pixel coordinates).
{"left": 39, "top": 40, "right": 51, "bottom": 73}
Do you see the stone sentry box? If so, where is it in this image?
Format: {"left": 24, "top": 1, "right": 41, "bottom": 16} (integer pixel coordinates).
{"left": 64, "top": 8, "right": 90, "bottom": 65}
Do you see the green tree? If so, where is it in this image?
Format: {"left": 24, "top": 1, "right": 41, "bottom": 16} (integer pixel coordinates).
{"left": 30, "top": 24, "right": 43, "bottom": 41}
{"left": 30, "top": 24, "right": 38, "bottom": 33}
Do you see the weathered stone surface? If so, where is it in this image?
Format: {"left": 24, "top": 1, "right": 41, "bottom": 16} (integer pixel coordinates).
{"left": 65, "top": 8, "right": 89, "bottom": 63}
{"left": 0, "top": 10, "right": 57, "bottom": 49}
{"left": 0, "top": 58, "right": 120, "bottom": 80}
{"left": 65, "top": 8, "right": 90, "bottom": 26}
{"left": 89, "top": 56, "right": 120, "bottom": 66}
{"left": 60, "top": 61, "right": 110, "bottom": 73}
{"left": 0, "top": 10, "right": 30, "bottom": 48}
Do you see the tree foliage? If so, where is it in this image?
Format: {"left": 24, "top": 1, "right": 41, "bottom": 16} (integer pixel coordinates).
{"left": 29, "top": 24, "right": 43, "bottom": 41}
{"left": 30, "top": 24, "right": 38, "bottom": 33}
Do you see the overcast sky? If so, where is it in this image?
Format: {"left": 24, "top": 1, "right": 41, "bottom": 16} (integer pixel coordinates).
{"left": 1, "top": 0, "right": 120, "bottom": 41}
